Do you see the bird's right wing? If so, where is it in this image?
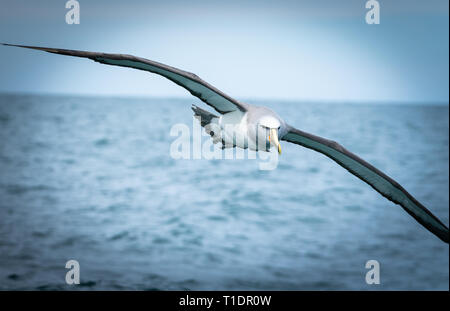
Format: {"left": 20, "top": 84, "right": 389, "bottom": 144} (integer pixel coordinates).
{"left": 2, "top": 43, "right": 248, "bottom": 115}
{"left": 282, "top": 125, "right": 449, "bottom": 243}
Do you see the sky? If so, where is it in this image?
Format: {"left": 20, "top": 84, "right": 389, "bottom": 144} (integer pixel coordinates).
{"left": 0, "top": 0, "right": 448, "bottom": 103}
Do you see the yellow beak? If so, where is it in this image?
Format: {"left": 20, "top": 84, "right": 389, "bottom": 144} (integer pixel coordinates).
{"left": 269, "top": 128, "right": 282, "bottom": 155}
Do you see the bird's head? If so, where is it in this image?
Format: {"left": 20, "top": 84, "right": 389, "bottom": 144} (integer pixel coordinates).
{"left": 258, "top": 115, "right": 282, "bottom": 155}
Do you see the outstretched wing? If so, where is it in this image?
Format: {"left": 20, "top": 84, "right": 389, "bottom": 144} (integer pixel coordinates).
{"left": 2, "top": 43, "right": 248, "bottom": 114}
{"left": 282, "top": 125, "right": 449, "bottom": 243}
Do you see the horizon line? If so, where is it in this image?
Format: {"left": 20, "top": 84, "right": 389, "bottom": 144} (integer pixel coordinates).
{"left": 0, "top": 91, "right": 448, "bottom": 106}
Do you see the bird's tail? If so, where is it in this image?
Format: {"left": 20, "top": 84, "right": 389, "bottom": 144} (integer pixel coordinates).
{"left": 191, "top": 105, "right": 218, "bottom": 127}
{"left": 191, "top": 105, "right": 224, "bottom": 145}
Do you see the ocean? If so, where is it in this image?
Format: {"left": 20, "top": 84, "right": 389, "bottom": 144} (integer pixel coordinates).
{"left": 0, "top": 94, "right": 448, "bottom": 290}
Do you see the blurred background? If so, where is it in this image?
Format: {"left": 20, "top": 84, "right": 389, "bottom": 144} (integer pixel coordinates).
{"left": 0, "top": 0, "right": 448, "bottom": 290}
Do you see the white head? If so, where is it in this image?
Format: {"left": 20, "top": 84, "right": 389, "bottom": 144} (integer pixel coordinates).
{"left": 258, "top": 115, "right": 281, "bottom": 129}
{"left": 258, "top": 115, "right": 282, "bottom": 154}
{"left": 246, "top": 105, "right": 287, "bottom": 154}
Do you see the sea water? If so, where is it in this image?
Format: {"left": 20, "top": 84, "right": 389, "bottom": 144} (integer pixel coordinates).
{"left": 0, "top": 94, "right": 448, "bottom": 290}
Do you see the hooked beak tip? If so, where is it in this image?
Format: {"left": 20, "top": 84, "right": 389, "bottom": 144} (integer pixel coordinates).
{"left": 278, "top": 144, "right": 282, "bottom": 155}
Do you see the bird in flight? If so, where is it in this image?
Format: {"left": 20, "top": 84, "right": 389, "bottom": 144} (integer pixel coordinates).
{"left": 3, "top": 43, "right": 449, "bottom": 244}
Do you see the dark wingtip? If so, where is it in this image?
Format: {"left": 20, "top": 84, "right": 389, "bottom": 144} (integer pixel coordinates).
{"left": 1, "top": 43, "right": 62, "bottom": 54}
{"left": 434, "top": 224, "right": 449, "bottom": 244}
{"left": 1, "top": 43, "right": 103, "bottom": 60}
{"left": 2, "top": 43, "right": 28, "bottom": 48}
{"left": 437, "top": 222, "right": 449, "bottom": 243}
{"left": 442, "top": 231, "right": 449, "bottom": 244}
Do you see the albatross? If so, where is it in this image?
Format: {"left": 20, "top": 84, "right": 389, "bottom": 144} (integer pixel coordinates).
{"left": 3, "top": 43, "right": 449, "bottom": 244}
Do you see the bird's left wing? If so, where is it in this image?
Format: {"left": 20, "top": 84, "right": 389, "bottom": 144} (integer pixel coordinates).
{"left": 2, "top": 43, "right": 248, "bottom": 114}
{"left": 282, "top": 125, "right": 449, "bottom": 243}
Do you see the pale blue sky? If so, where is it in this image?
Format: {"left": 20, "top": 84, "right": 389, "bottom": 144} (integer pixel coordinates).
{"left": 0, "top": 0, "right": 448, "bottom": 102}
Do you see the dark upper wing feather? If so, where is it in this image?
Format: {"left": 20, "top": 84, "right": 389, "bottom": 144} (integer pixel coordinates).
{"left": 282, "top": 125, "right": 449, "bottom": 243}
{"left": 2, "top": 43, "right": 247, "bottom": 114}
